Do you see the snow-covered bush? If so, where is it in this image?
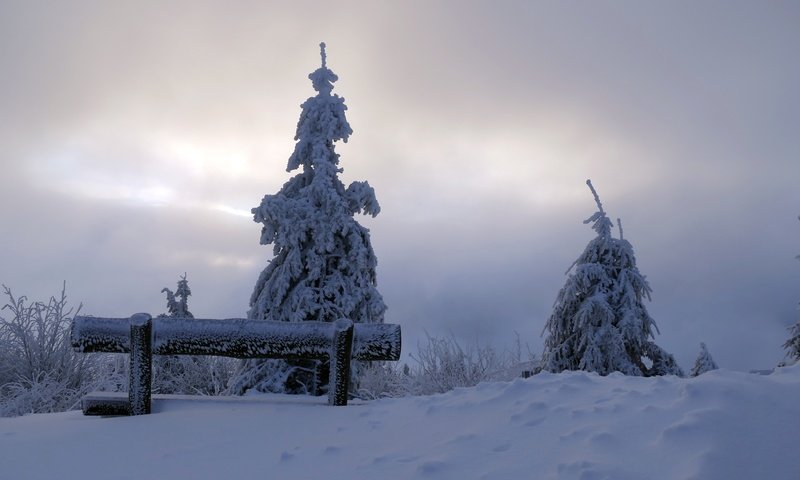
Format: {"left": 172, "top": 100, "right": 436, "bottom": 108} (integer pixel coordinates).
{"left": 0, "top": 284, "right": 105, "bottom": 416}
{"left": 231, "top": 43, "right": 386, "bottom": 395}
{"left": 541, "top": 180, "right": 683, "bottom": 377}
{"left": 410, "top": 333, "right": 505, "bottom": 394}
{"left": 355, "top": 333, "right": 538, "bottom": 399}
{"left": 355, "top": 362, "right": 413, "bottom": 400}
{"left": 690, "top": 342, "right": 719, "bottom": 376}
{"left": 153, "top": 356, "right": 236, "bottom": 396}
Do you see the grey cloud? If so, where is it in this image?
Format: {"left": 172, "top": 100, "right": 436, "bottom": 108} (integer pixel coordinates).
{"left": 1, "top": 1, "right": 798, "bottom": 373}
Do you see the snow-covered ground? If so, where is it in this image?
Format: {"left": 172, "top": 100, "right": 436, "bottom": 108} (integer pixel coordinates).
{"left": 2, "top": 366, "right": 799, "bottom": 480}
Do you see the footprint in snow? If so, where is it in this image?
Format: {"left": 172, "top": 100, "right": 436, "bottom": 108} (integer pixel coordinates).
{"left": 510, "top": 401, "right": 548, "bottom": 422}
{"left": 446, "top": 433, "right": 477, "bottom": 444}
{"left": 588, "top": 431, "right": 618, "bottom": 447}
{"left": 279, "top": 451, "right": 294, "bottom": 462}
{"left": 524, "top": 417, "right": 545, "bottom": 427}
{"left": 416, "top": 460, "right": 448, "bottom": 475}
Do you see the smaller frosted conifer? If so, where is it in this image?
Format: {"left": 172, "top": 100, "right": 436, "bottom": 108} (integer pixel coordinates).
{"left": 690, "top": 342, "right": 719, "bottom": 377}
{"left": 154, "top": 274, "right": 196, "bottom": 394}
{"left": 541, "top": 180, "right": 683, "bottom": 377}
{"left": 161, "top": 273, "right": 193, "bottom": 318}
{"left": 782, "top": 323, "right": 800, "bottom": 365}
{"left": 782, "top": 217, "right": 800, "bottom": 365}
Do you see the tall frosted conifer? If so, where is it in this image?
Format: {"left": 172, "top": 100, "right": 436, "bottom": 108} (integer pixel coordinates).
{"left": 230, "top": 43, "right": 386, "bottom": 395}
{"left": 541, "top": 180, "right": 683, "bottom": 377}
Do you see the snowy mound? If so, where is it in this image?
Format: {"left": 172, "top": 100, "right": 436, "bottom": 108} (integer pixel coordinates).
{"left": 2, "top": 366, "right": 799, "bottom": 480}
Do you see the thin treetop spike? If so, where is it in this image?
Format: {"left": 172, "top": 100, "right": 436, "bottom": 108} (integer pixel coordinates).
{"left": 617, "top": 218, "right": 624, "bottom": 240}
{"left": 320, "top": 42, "right": 327, "bottom": 68}
{"left": 586, "top": 179, "right": 604, "bottom": 214}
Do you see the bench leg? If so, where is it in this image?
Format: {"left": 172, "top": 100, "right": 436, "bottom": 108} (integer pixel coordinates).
{"left": 329, "top": 319, "right": 354, "bottom": 406}
{"left": 129, "top": 313, "right": 153, "bottom": 415}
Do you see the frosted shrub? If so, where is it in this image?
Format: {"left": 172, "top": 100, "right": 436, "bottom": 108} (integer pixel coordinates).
{"left": 355, "top": 333, "right": 538, "bottom": 399}
{"left": 0, "top": 374, "right": 80, "bottom": 417}
{"left": 154, "top": 356, "right": 236, "bottom": 396}
{"left": 0, "top": 284, "right": 103, "bottom": 416}
{"left": 355, "top": 362, "right": 413, "bottom": 400}
{"left": 90, "top": 354, "right": 128, "bottom": 393}
{"left": 411, "top": 333, "right": 501, "bottom": 394}
{"left": 410, "top": 333, "right": 537, "bottom": 395}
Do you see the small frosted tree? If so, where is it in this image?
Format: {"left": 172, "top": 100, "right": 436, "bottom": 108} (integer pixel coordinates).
{"left": 690, "top": 342, "right": 719, "bottom": 376}
{"left": 541, "top": 180, "right": 683, "bottom": 377}
{"left": 230, "top": 43, "right": 386, "bottom": 395}
{"left": 161, "top": 273, "right": 193, "bottom": 319}
{"left": 154, "top": 275, "right": 234, "bottom": 395}
{"left": 154, "top": 274, "right": 195, "bottom": 394}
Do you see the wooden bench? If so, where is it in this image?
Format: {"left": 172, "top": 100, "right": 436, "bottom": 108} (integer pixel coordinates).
{"left": 71, "top": 313, "right": 401, "bottom": 415}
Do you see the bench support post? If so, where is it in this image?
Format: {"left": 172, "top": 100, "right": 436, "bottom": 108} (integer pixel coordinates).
{"left": 129, "top": 313, "right": 153, "bottom": 415}
{"left": 329, "top": 319, "right": 354, "bottom": 406}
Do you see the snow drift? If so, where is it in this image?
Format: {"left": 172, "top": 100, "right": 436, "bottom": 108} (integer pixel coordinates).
{"left": 1, "top": 366, "right": 798, "bottom": 480}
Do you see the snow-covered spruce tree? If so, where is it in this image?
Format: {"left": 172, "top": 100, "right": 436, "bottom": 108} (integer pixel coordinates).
{"left": 229, "top": 43, "right": 386, "bottom": 395}
{"left": 161, "top": 273, "right": 193, "bottom": 319}
{"left": 541, "top": 180, "right": 683, "bottom": 377}
{"left": 783, "top": 322, "right": 800, "bottom": 365}
{"left": 153, "top": 274, "right": 195, "bottom": 394}
{"left": 782, "top": 217, "right": 800, "bottom": 365}
{"left": 690, "top": 342, "right": 719, "bottom": 376}
{"left": 154, "top": 275, "right": 236, "bottom": 395}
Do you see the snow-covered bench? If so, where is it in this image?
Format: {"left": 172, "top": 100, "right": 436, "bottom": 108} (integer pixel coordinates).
{"left": 71, "top": 314, "right": 402, "bottom": 415}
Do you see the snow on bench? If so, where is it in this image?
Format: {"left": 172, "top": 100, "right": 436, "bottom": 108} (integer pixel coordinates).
{"left": 71, "top": 314, "right": 401, "bottom": 415}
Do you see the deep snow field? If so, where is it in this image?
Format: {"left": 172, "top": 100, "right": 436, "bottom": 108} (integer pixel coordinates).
{"left": 1, "top": 365, "right": 799, "bottom": 480}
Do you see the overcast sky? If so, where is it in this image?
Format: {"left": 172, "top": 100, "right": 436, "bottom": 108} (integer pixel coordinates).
{"left": 1, "top": 1, "right": 798, "bottom": 371}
